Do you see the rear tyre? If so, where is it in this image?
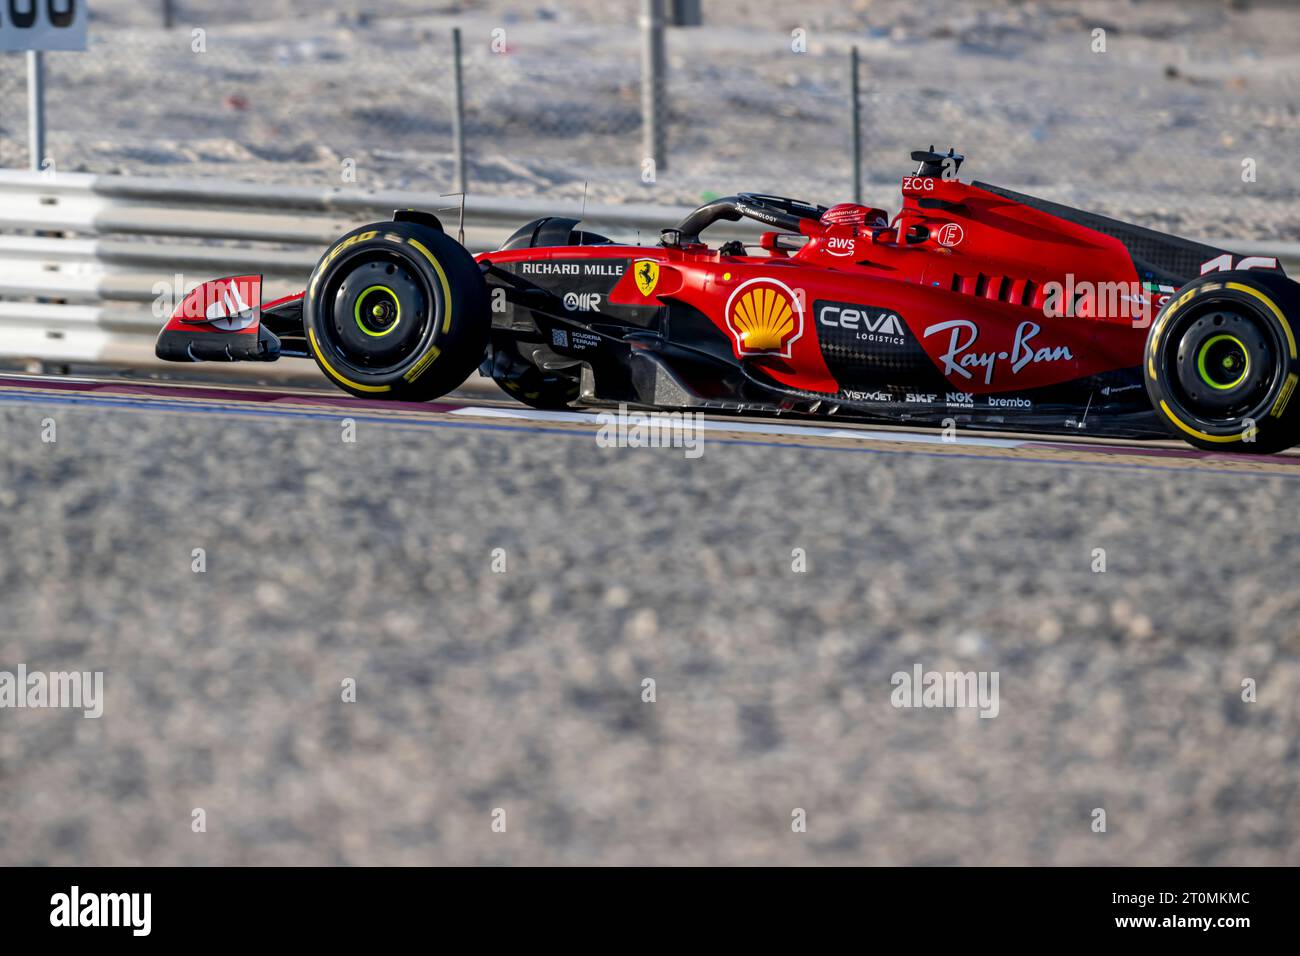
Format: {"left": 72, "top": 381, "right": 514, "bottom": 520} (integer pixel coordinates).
{"left": 303, "top": 221, "right": 489, "bottom": 401}
{"left": 486, "top": 342, "right": 580, "bottom": 410}
{"left": 1145, "top": 269, "right": 1300, "bottom": 453}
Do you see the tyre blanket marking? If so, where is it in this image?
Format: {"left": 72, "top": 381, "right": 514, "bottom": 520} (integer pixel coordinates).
{"left": 403, "top": 345, "right": 442, "bottom": 384}
{"left": 1271, "top": 373, "right": 1298, "bottom": 419}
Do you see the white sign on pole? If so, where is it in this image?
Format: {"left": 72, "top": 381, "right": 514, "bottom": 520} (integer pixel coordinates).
{"left": 0, "top": 2, "right": 87, "bottom": 52}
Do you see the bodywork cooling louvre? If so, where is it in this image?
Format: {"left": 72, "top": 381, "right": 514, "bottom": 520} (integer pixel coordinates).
{"left": 950, "top": 273, "right": 1037, "bottom": 306}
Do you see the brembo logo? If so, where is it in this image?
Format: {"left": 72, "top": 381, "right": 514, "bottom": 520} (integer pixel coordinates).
{"left": 724, "top": 278, "right": 804, "bottom": 357}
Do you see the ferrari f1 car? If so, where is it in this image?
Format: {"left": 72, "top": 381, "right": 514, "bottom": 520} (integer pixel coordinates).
{"left": 157, "top": 148, "right": 1300, "bottom": 453}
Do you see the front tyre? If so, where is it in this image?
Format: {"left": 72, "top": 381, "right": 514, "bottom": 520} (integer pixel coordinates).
{"left": 303, "top": 221, "right": 489, "bottom": 401}
{"left": 1145, "top": 270, "right": 1300, "bottom": 454}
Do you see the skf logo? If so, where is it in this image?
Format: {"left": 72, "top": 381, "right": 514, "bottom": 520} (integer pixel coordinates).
{"left": 725, "top": 278, "right": 804, "bottom": 357}
{"left": 563, "top": 291, "right": 601, "bottom": 312}
{"left": 634, "top": 260, "right": 660, "bottom": 296}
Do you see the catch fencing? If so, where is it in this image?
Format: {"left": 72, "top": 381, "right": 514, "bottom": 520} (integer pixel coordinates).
{"left": 1, "top": 7, "right": 1297, "bottom": 223}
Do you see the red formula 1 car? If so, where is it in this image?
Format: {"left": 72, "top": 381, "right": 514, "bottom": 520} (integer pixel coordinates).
{"left": 157, "top": 148, "right": 1300, "bottom": 453}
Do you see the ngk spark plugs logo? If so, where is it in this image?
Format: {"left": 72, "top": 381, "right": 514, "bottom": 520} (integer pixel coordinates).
{"left": 724, "top": 278, "right": 804, "bottom": 357}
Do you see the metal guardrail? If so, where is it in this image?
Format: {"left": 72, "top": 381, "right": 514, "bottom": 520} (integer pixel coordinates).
{"left": 0, "top": 170, "right": 761, "bottom": 371}
{"left": 0, "top": 169, "right": 1297, "bottom": 372}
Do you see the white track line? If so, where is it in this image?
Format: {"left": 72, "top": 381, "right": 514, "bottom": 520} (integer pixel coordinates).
{"left": 446, "top": 404, "right": 1028, "bottom": 448}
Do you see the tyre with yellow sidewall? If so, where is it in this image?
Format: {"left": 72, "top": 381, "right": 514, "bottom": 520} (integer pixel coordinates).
{"left": 1145, "top": 269, "right": 1300, "bottom": 454}
{"left": 303, "top": 221, "right": 489, "bottom": 401}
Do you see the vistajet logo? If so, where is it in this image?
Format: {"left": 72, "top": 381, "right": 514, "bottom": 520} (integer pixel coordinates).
{"left": 50, "top": 886, "right": 151, "bottom": 936}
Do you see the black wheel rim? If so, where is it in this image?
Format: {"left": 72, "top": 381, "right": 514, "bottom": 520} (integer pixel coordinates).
{"left": 1159, "top": 293, "right": 1284, "bottom": 428}
{"left": 317, "top": 248, "right": 438, "bottom": 376}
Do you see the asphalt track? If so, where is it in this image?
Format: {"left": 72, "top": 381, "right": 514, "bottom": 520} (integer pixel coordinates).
{"left": 3, "top": 372, "right": 1300, "bottom": 479}
{"left": 2, "top": 371, "right": 1299, "bottom": 865}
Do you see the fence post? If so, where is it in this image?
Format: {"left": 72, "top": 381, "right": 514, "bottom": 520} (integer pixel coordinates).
{"left": 640, "top": 0, "right": 667, "bottom": 174}
{"left": 850, "top": 46, "right": 862, "bottom": 204}
{"left": 668, "top": 0, "right": 702, "bottom": 27}
{"left": 451, "top": 27, "right": 467, "bottom": 194}
{"left": 27, "top": 51, "right": 44, "bottom": 173}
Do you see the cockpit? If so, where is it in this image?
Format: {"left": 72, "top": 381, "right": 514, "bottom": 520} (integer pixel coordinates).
{"left": 660, "top": 193, "right": 890, "bottom": 257}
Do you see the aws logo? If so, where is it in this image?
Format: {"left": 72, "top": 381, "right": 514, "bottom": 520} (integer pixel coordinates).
{"left": 825, "top": 236, "right": 855, "bottom": 257}
{"left": 724, "top": 278, "right": 805, "bottom": 357}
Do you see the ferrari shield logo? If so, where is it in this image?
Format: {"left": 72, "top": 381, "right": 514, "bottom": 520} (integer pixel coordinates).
{"left": 634, "top": 260, "right": 660, "bottom": 297}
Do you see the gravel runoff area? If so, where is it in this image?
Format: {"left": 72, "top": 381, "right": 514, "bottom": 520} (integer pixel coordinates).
{"left": 2, "top": 0, "right": 1298, "bottom": 238}
{"left": 1, "top": 399, "right": 1298, "bottom": 866}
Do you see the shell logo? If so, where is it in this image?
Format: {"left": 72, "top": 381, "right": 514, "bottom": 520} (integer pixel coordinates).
{"left": 724, "top": 277, "right": 804, "bottom": 357}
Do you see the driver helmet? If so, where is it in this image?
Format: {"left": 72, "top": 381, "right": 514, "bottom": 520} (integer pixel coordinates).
{"left": 820, "top": 203, "right": 889, "bottom": 229}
